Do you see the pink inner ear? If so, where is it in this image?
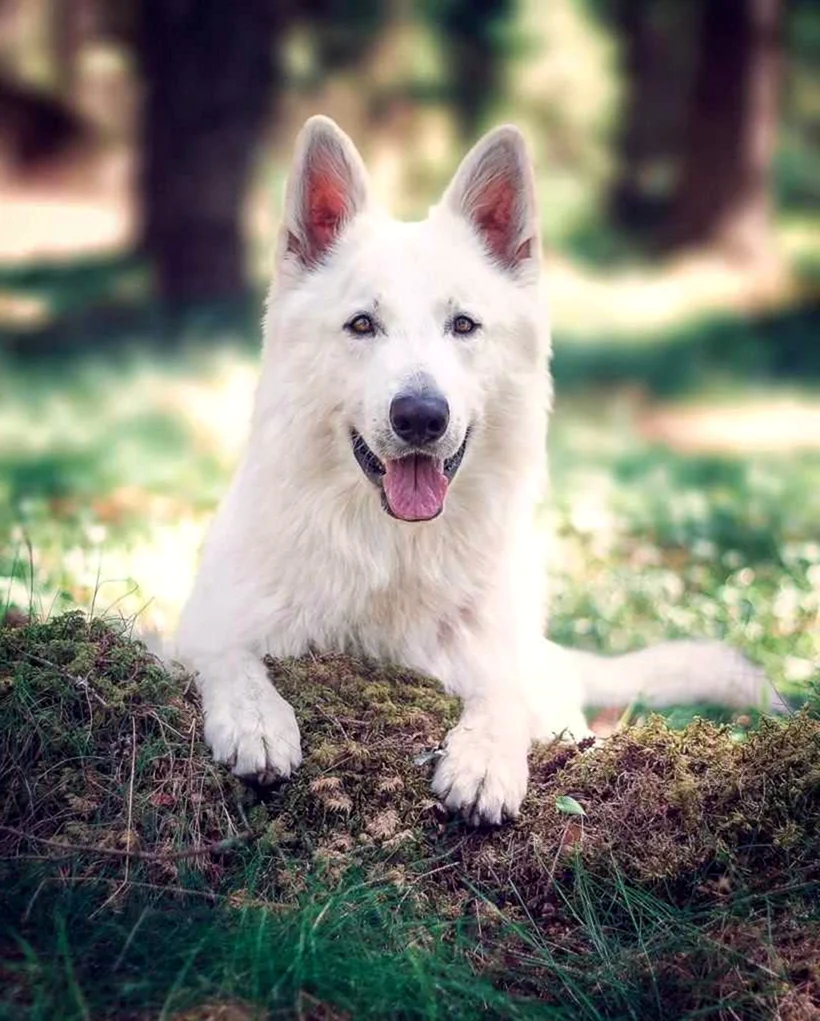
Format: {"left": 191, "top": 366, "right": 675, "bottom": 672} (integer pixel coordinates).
{"left": 471, "top": 174, "right": 518, "bottom": 266}
{"left": 304, "top": 167, "right": 350, "bottom": 264}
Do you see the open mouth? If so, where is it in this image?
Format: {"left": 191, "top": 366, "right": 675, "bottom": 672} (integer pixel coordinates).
{"left": 351, "top": 430, "right": 469, "bottom": 521}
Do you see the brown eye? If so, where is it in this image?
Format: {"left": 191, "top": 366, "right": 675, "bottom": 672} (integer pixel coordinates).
{"left": 452, "top": 314, "right": 479, "bottom": 336}
{"left": 345, "top": 313, "right": 376, "bottom": 336}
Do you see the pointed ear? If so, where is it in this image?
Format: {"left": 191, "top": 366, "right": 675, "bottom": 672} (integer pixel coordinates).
{"left": 441, "top": 125, "right": 539, "bottom": 273}
{"left": 278, "top": 116, "right": 370, "bottom": 271}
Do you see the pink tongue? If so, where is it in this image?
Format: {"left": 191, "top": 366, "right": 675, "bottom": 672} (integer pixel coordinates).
{"left": 383, "top": 455, "right": 448, "bottom": 521}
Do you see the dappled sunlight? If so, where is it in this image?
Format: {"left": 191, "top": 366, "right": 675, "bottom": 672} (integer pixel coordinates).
{"left": 5, "top": 510, "right": 208, "bottom": 636}
{"left": 0, "top": 191, "right": 132, "bottom": 262}
{"left": 0, "top": 291, "right": 49, "bottom": 327}
{"left": 161, "top": 354, "right": 258, "bottom": 466}
{"left": 639, "top": 396, "right": 820, "bottom": 453}
{"left": 0, "top": 143, "right": 135, "bottom": 263}
{"left": 0, "top": 345, "right": 260, "bottom": 633}
{"left": 545, "top": 398, "right": 820, "bottom": 692}
{"left": 69, "top": 515, "right": 208, "bottom": 634}
{"left": 0, "top": 345, "right": 256, "bottom": 470}
{"left": 546, "top": 242, "right": 803, "bottom": 338}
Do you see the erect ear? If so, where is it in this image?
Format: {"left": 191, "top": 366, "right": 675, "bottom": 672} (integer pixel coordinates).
{"left": 440, "top": 125, "right": 539, "bottom": 273}
{"left": 278, "top": 115, "right": 370, "bottom": 271}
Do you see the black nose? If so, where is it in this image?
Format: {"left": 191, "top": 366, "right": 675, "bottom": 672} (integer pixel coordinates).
{"left": 390, "top": 392, "right": 450, "bottom": 446}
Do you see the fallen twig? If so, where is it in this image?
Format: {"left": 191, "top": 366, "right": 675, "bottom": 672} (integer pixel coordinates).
{"left": 0, "top": 824, "right": 253, "bottom": 861}
{"left": 21, "top": 651, "right": 109, "bottom": 707}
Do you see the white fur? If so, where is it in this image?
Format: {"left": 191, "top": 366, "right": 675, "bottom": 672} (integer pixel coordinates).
{"left": 172, "top": 117, "right": 779, "bottom": 826}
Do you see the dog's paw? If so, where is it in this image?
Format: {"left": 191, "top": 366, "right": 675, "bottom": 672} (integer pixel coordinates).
{"left": 204, "top": 684, "right": 302, "bottom": 784}
{"left": 431, "top": 720, "right": 529, "bottom": 826}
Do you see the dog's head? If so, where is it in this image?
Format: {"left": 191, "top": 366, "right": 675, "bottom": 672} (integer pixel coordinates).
{"left": 264, "top": 116, "right": 547, "bottom": 523}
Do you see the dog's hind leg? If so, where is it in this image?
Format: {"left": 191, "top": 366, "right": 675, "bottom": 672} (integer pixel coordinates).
{"left": 523, "top": 639, "right": 593, "bottom": 742}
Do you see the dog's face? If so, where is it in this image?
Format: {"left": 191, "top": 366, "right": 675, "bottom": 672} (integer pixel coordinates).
{"left": 265, "top": 117, "right": 545, "bottom": 522}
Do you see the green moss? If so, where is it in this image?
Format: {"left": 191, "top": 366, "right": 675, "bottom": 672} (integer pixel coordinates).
{"left": 0, "top": 611, "right": 245, "bottom": 886}
{"left": 4, "top": 612, "right": 818, "bottom": 896}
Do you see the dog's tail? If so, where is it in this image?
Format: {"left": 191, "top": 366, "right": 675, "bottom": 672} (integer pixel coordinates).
{"left": 558, "top": 639, "right": 789, "bottom": 714}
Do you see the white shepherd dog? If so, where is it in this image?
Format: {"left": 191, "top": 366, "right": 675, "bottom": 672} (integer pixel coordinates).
{"left": 174, "top": 116, "right": 776, "bottom": 825}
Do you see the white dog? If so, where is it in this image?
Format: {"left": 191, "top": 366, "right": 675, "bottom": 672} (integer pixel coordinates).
{"left": 173, "top": 116, "right": 777, "bottom": 825}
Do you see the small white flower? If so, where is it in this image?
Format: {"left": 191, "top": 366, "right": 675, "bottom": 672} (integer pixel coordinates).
{"left": 86, "top": 524, "right": 108, "bottom": 546}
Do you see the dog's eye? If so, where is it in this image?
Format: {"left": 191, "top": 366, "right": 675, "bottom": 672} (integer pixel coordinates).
{"left": 452, "top": 314, "right": 479, "bottom": 336}
{"left": 345, "top": 313, "right": 376, "bottom": 336}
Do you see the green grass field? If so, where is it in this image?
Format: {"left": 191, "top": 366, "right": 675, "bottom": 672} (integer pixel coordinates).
{"left": 1, "top": 261, "right": 819, "bottom": 1018}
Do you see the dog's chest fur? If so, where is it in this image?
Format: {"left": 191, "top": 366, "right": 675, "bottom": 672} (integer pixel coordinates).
{"left": 248, "top": 482, "right": 505, "bottom": 679}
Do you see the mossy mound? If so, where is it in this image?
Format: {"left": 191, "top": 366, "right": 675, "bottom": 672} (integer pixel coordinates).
{"left": 2, "top": 613, "right": 819, "bottom": 1019}
{"left": 246, "top": 654, "right": 820, "bottom": 896}
{"left": 0, "top": 610, "right": 246, "bottom": 888}
{"left": 2, "top": 611, "right": 819, "bottom": 897}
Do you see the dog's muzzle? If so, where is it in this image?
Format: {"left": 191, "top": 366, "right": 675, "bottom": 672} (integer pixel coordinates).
{"left": 350, "top": 430, "right": 468, "bottom": 521}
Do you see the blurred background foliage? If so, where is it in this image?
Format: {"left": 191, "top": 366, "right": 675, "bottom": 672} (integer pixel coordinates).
{"left": 0, "top": 0, "right": 817, "bottom": 696}
{"left": 1, "top": 0, "right": 818, "bottom": 304}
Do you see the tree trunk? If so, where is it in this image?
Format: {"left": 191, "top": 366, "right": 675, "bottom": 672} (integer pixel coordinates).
{"left": 666, "top": 0, "right": 783, "bottom": 264}
{"left": 138, "top": 0, "right": 279, "bottom": 306}
{"left": 608, "top": 0, "right": 656, "bottom": 230}
{"left": 607, "top": 0, "right": 700, "bottom": 234}
{"left": 438, "top": 0, "right": 513, "bottom": 141}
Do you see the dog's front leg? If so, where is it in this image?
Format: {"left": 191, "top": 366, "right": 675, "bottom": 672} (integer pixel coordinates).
{"left": 173, "top": 500, "right": 303, "bottom": 784}
{"left": 184, "top": 647, "right": 302, "bottom": 783}
{"left": 430, "top": 639, "right": 531, "bottom": 826}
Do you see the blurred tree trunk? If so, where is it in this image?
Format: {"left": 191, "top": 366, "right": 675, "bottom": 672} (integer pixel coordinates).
{"left": 138, "top": 0, "right": 280, "bottom": 306}
{"left": 608, "top": 0, "right": 657, "bottom": 230}
{"left": 666, "top": 0, "right": 783, "bottom": 264}
{"left": 607, "top": 0, "right": 699, "bottom": 233}
{"left": 438, "top": 0, "right": 514, "bottom": 140}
